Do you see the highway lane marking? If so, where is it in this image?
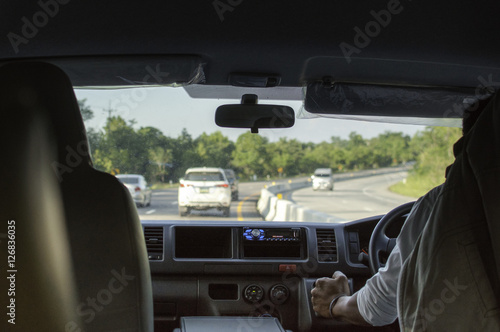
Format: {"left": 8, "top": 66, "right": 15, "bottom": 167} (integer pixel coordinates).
{"left": 237, "top": 193, "right": 261, "bottom": 221}
{"left": 171, "top": 201, "right": 178, "bottom": 205}
{"left": 145, "top": 209, "right": 156, "bottom": 215}
{"left": 362, "top": 184, "right": 409, "bottom": 205}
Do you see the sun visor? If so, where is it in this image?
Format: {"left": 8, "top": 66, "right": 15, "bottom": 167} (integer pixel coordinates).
{"left": 304, "top": 82, "right": 491, "bottom": 119}
{"left": 296, "top": 108, "right": 463, "bottom": 127}
{"left": 32, "top": 56, "right": 206, "bottom": 87}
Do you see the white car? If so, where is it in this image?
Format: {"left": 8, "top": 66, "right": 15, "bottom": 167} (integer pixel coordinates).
{"left": 178, "top": 167, "right": 232, "bottom": 217}
{"left": 312, "top": 168, "right": 334, "bottom": 191}
{"left": 116, "top": 174, "right": 152, "bottom": 207}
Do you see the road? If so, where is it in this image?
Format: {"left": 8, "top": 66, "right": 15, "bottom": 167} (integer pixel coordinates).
{"left": 138, "top": 170, "right": 414, "bottom": 222}
{"left": 291, "top": 171, "right": 414, "bottom": 221}
{"left": 138, "top": 181, "right": 266, "bottom": 221}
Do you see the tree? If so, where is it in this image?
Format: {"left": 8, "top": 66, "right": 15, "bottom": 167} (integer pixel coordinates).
{"left": 148, "top": 147, "right": 173, "bottom": 182}
{"left": 409, "top": 126, "right": 461, "bottom": 186}
{"left": 91, "top": 116, "right": 148, "bottom": 175}
{"left": 267, "top": 138, "right": 305, "bottom": 177}
{"left": 345, "top": 132, "right": 372, "bottom": 170}
{"left": 78, "top": 99, "right": 94, "bottom": 122}
{"left": 232, "top": 132, "right": 269, "bottom": 179}
{"left": 195, "top": 131, "right": 235, "bottom": 168}
{"left": 172, "top": 128, "right": 201, "bottom": 180}
{"left": 370, "top": 132, "right": 411, "bottom": 168}
{"left": 83, "top": 108, "right": 455, "bottom": 190}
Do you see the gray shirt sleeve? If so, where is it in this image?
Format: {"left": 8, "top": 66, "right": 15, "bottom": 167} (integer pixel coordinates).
{"left": 357, "top": 245, "right": 401, "bottom": 325}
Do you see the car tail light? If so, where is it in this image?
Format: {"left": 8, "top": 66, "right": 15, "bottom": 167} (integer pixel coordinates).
{"left": 135, "top": 186, "right": 141, "bottom": 192}
{"left": 217, "top": 184, "right": 229, "bottom": 188}
{"left": 180, "top": 184, "right": 192, "bottom": 187}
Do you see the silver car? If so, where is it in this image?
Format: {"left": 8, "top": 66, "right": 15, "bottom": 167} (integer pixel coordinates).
{"left": 116, "top": 174, "right": 153, "bottom": 207}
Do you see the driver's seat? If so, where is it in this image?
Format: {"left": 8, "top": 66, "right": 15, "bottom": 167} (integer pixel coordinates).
{"left": 398, "top": 94, "right": 500, "bottom": 330}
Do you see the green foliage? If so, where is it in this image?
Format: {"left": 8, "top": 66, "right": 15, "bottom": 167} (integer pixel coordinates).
{"left": 195, "top": 131, "right": 235, "bottom": 168}
{"left": 80, "top": 100, "right": 460, "bottom": 187}
{"left": 231, "top": 133, "right": 270, "bottom": 178}
{"left": 267, "top": 138, "right": 305, "bottom": 177}
{"left": 390, "top": 176, "right": 439, "bottom": 198}
{"left": 390, "top": 126, "right": 462, "bottom": 197}
{"left": 371, "top": 131, "right": 412, "bottom": 168}
{"left": 172, "top": 128, "right": 202, "bottom": 180}
{"left": 148, "top": 146, "right": 173, "bottom": 183}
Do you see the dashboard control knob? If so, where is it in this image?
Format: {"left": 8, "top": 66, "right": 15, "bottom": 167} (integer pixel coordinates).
{"left": 251, "top": 229, "right": 261, "bottom": 239}
{"left": 243, "top": 284, "right": 264, "bottom": 303}
{"left": 269, "top": 284, "right": 289, "bottom": 305}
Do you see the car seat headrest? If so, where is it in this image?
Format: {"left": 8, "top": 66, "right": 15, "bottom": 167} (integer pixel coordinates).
{"left": 0, "top": 61, "right": 92, "bottom": 180}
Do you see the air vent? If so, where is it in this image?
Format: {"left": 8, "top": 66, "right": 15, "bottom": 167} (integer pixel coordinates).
{"left": 144, "top": 227, "right": 164, "bottom": 260}
{"left": 316, "top": 229, "right": 337, "bottom": 262}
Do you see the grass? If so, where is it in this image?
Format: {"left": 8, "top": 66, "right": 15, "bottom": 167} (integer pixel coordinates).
{"left": 390, "top": 175, "right": 443, "bottom": 198}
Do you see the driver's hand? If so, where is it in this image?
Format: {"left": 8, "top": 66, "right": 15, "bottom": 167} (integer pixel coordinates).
{"left": 311, "top": 271, "right": 351, "bottom": 318}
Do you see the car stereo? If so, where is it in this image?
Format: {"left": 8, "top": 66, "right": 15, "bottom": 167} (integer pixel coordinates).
{"left": 242, "top": 227, "right": 305, "bottom": 259}
{"left": 243, "top": 227, "right": 301, "bottom": 242}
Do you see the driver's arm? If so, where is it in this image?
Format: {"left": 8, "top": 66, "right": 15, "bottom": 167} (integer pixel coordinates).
{"left": 311, "top": 271, "right": 370, "bottom": 325}
{"left": 311, "top": 185, "right": 442, "bottom": 326}
{"left": 311, "top": 245, "right": 401, "bottom": 326}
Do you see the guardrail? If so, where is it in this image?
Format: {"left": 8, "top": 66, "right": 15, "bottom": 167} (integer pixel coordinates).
{"left": 257, "top": 179, "right": 309, "bottom": 221}
{"left": 257, "top": 166, "right": 409, "bottom": 222}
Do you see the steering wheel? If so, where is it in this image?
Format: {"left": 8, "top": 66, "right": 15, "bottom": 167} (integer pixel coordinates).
{"left": 368, "top": 201, "right": 416, "bottom": 275}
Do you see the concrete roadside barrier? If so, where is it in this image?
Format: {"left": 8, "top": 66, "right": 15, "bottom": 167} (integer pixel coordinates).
{"left": 273, "top": 199, "right": 292, "bottom": 221}
{"left": 257, "top": 178, "right": 345, "bottom": 222}
{"left": 257, "top": 167, "right": 408, "bottom": 222}
{"left": 257, "top": 189, "right": 273, "bottom": 218}
{"left": 265, "top": 196, "right": 278, "bottom": 221}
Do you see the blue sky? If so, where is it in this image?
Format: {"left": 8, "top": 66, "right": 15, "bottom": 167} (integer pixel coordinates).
{"left": 75, "top": 86, "right": 427, "bottom": 143}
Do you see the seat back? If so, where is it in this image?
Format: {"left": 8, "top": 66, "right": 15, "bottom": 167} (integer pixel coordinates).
{"left": 0, "top": 74, "right": 81, "bottom": 331}
{"left": 0, "top": 62, "right": 153, "bottom": 331}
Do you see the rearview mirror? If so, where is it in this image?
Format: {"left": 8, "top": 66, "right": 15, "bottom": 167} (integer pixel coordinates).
{"left": 215, "top": 94, "right": 295, "bottom": 133}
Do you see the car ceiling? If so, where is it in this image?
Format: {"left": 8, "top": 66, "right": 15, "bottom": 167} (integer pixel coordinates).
{"left": 2, "top": 1, "right": 500, "bottom": 88}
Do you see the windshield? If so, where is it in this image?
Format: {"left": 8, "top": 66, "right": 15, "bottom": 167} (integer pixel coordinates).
{"left": 75, "top": 86, "right": 461, "bottom": 222}
{"left": 185, "top": 172, "right": 224, "bottom": 182}
{"left": 117, "top": 177, "right": 139, "bottom": 184}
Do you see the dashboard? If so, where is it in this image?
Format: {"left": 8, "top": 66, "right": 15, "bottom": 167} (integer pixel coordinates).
{"left": 142, "top": 217, "right": 403, "bottom": 332}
